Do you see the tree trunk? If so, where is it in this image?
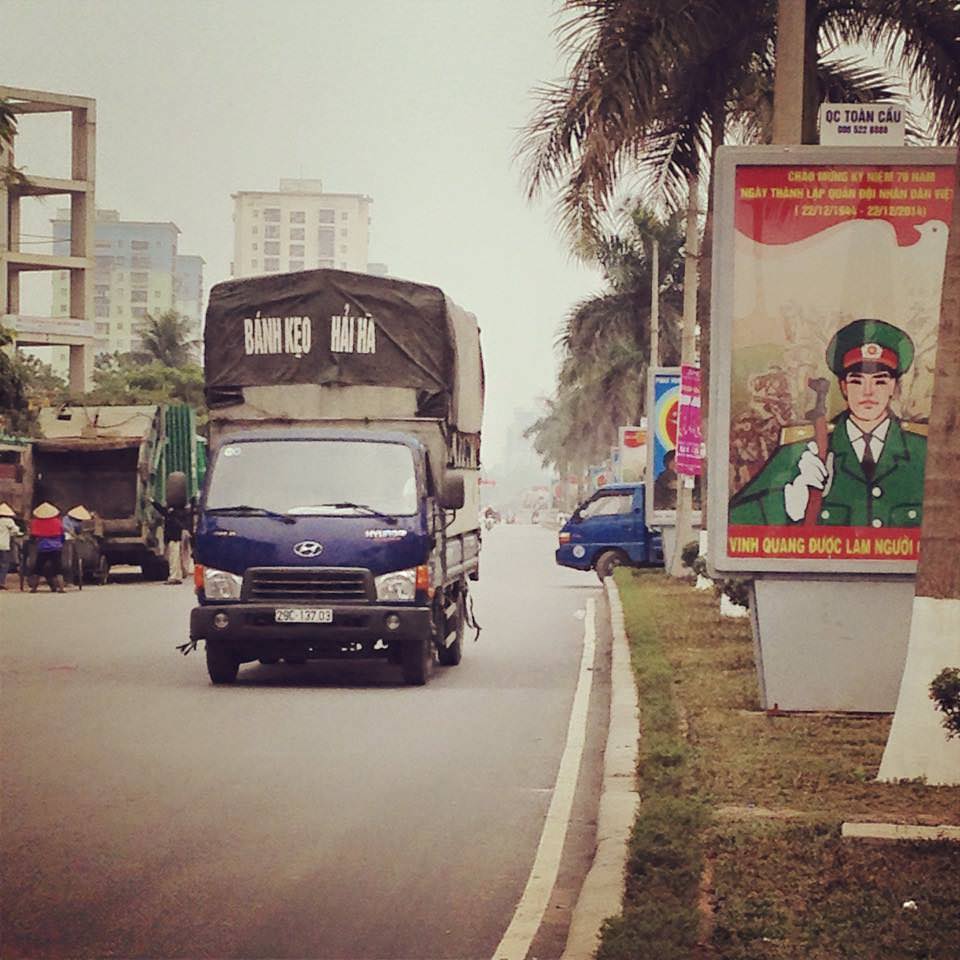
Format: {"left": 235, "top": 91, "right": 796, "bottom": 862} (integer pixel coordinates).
{"left": 668, "top": 172, "right": 700, "bottom": 577}
{"left": 915, "top": 152, "right": 960, "bottom": 601}
{"left": 697, "top": 107, "right": 724, "bottom": 530}
{"left": 650, "top": 237, "right": 660, "bottom": 368}
{"left": 772, "top": 0, "right": 806, "bottom": 144}
{"left": 879, "top": 146, "right": 960, "bottom": 784}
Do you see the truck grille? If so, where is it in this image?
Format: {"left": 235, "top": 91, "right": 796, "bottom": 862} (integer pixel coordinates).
{"left": 244, "top": 567, "right": 373, "bottom": 604}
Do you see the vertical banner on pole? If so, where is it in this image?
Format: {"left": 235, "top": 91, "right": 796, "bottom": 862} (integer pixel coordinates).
{"left": 677, "top": 364, "right": 703, "bottom": 476}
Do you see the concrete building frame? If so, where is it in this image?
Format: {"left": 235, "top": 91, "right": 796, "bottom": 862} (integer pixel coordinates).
{"left": 1, "top": 85, "right": 96, "bottom": 393}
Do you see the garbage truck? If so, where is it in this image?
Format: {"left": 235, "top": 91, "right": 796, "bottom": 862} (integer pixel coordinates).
{"left": 31, "top": 404, "right": 204, "bottom": 581}
{"left": 185, "top": 268, "right": 484, "bottom": 685}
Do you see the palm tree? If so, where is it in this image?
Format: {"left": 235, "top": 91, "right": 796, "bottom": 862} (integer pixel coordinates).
{"left": 0, "top": 100, "right": 16, "bottom": 150}
{"left": 134, "top": 310, "right": 198, "bottom": 368}
{"left": 526, "top": 204, "right": 685, "bottom": 478}
{"left": 0, "top": 99, "right": 27, "bottom": 189}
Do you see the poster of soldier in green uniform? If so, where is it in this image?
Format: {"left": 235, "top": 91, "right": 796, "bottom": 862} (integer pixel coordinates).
{"left": 729, "top": 318, "right": 927, "bottom": 530}
{"left": 709, "top": 148, "right": 954, "bottom": 574}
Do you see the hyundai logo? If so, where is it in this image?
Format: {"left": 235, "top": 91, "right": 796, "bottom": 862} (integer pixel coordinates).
{"left": 293, "top": 540, "right": 324, "bottom": 558}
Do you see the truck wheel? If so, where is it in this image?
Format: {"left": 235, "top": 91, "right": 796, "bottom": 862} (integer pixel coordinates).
{"left": 206, "top": 643, "right": 239, "bottom": 684}
{"left": 437, "top": 592, "right": 465, "bottom": 667}
{"left": 401, "top": 632, "right": 433, "bottom": 686}
{"left": 595, "top": 550, "right": 628, "bottom": 581}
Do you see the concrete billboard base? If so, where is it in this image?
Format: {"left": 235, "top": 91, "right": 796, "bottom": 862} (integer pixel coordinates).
{"left": 750, "top": 577, "right": 915, "bottom": 713}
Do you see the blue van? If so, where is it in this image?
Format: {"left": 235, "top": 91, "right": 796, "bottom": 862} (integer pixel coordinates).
{"left": 555, "top": 482, "right": 663, "bottom": 580}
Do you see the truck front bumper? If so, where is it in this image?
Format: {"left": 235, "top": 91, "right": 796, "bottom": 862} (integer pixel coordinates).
{"left": 555, "top": 545, "right": 592, "bottom": 571}
{"left": 190, "top": 602, "right": 432, "bottom": 661}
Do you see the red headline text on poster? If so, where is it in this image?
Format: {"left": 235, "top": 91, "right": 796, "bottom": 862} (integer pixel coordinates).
{"left": 735, "top": 164, "right": 954, "bottom": 246}
{"left": 727, "top": 525, "right": 920, "bottom": 561}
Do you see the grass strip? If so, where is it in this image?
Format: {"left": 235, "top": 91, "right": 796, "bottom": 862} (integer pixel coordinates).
{"left": 598, "top": 569, "right": 960, "bottom": 960}
{"left": 596, "top": 569, "right": 709, "bottom": 960}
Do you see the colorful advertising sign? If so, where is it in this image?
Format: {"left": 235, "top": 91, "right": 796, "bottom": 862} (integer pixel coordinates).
{"left": 709, "top": 146, "right": 953, "bottom": 574}
{"left": 646, "top": 368, "right": 680, "bottom": 524}
{"left": 618, "top": 423, "right": 647, "bottom": 483}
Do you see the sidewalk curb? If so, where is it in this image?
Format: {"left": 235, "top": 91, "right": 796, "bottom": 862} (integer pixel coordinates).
{"left": 561, "top": 579, "right": 639, "bottom": 960}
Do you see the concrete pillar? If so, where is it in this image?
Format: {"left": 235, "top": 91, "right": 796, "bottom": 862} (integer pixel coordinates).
{"left": 71, "top": 103, "right": 95, "bottom": 327}
{"left": 68, "top": 342, "right": 93, "bottom": 395}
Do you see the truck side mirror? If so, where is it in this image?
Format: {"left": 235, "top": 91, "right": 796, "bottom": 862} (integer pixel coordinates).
{"left": 438, "top": 472, "right": 465, "bottom": 510}
{"left": 166, "top": 471, "right": 188, "bottom": 509}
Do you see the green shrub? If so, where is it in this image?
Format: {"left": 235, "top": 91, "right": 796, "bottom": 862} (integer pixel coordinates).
{"left": 930, "top": 667, "right": 960, "bottom": 738}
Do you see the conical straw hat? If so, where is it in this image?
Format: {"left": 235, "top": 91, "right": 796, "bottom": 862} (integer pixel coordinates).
{"left": 33, "top": 502, "right": 60, "bottom": 519}
{"left": 0, "top": 502, "right": 15, "bottom": 518}
{"left": 67, "top": 505, "right": 93, "bottom": 521}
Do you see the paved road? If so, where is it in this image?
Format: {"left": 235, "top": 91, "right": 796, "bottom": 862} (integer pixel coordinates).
{"left": 1, "top": 524, "right": 609, "bottom": 960}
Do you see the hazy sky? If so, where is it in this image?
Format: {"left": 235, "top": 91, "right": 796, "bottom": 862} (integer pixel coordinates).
{"left": 3, "top": 0, "right": 604, "bottom": 471}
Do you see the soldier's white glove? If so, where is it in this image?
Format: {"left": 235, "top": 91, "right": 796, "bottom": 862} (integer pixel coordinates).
{"left": 784, "top": 442, "right": 834, "bottom": 522}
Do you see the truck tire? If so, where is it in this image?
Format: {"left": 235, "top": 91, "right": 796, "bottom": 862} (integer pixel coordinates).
{"left": 401, "top": 632, "right": 433, "bottom": 686}
{"left": 206, "top": 642, "right": 239, "bottom": 684}
{"left": 595, "top": 549, "right": 629, "bottom": 581}
{"left": 437, "top": 592, "right": 465, "bottom": 667}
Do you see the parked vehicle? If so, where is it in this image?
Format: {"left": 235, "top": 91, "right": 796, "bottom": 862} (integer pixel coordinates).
{"left": 187, "top": 268, "right": 484, "bottom": 686}
{"left": 31, "top": 404, "right": 204, "bottom": 582}
{"left": 555, "top": 482, "right": 663, "bottom": 580}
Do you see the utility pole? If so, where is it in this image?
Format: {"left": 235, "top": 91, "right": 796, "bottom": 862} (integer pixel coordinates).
{"left": 772, "top": 0, "right": 805, "bottom": 144}
{"left": 668, "top": 172, "right": 700, "bottom": 577}
{"left": 650, "top": 237, "right": 659, "bottom": 367}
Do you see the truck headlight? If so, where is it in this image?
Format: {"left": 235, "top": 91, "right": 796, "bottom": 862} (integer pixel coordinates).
{"left": 375, "top": 567, "right": 416, "bottom": 601}
{"left": 203, "top": 566, "right": 243, "bottom": 600}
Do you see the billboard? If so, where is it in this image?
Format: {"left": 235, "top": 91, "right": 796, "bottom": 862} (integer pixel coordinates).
{"left": 708, "top": 146, "right": 954, "bottom": 574}
{"left": 646, "top": 368, "right": 680, "bottom": 525}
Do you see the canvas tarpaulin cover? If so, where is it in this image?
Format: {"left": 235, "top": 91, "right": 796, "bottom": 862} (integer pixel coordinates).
{"left": 204, "top": 269, "right": 458, "bottom": 418}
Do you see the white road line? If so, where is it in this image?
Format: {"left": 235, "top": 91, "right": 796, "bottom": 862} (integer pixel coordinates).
{"left": 492, "top": 597, "right": 597, "bottom": 960}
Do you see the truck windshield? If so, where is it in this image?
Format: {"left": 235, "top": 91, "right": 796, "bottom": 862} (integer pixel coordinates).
{"left": 206, "top": 440, "right": 419, "bottom": 517}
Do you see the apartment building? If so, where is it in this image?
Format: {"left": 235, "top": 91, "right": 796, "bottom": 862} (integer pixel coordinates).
{"left": 231, "top": 178, "right": 372, "bottom": 278}
{"left": 51, "top": 209, "right": 203, "bottom": 358}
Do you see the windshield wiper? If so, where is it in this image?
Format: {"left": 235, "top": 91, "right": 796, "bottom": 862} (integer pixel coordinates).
{"left": 205, "top": 504, "right": 296, "bottom": 524}
{"left": 296, "top": 502, "right": 398, "bottom": 525}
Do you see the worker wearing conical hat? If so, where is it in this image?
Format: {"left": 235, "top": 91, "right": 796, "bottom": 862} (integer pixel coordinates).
{"left": 63, "top": 505, "right": 92, "bottom": 540}
{"left": 29, "top": 502, "right": 66, "bottom": 593}
{"left": 729, "top": 319, "right": 927, "bottom": 529}
{"left": 0, "top": 502, "right": 21, "bottom": 590}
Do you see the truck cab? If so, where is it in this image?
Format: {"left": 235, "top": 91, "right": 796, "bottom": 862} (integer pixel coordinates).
{"left": 190, "top": 428, "right": 473, "bottom": 686}
{"left": 555, "top": 482, "right": 663, "bottom": 580}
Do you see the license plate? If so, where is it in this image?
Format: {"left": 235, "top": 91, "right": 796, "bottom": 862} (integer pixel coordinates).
{"left": 274, "top": 608, "right": 333, "bottom": 624}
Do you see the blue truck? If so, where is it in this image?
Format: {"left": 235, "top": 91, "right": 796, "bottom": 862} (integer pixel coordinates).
{"left": 182, "top": 269, "right": 483, "bottom": 686}
{"left": 555, "top": 482, "right": 663, "bottom": 580}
